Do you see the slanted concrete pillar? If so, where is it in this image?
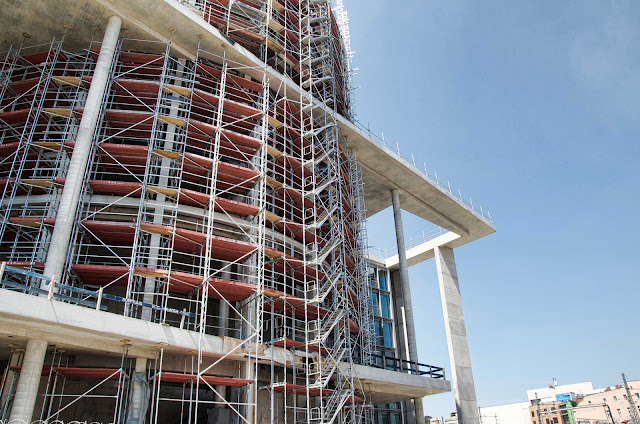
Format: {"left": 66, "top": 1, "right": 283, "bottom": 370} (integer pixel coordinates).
{"left": 42, "top": 16, "right": 122, "bottom": 286}
{"left": 127, "top": 357, "right": 149, "bottom": 424}
{"left": 390, "top": 189, "right": 424, "bottom": 424}
{"left": 9, "top": 339, "right": 47, "bottom": 422}
{"left": 435, "top": 246, "right": 479, "bottom": 424}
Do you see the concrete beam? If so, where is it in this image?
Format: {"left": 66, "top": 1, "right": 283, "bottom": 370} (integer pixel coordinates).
{"left": 381, "top": 231, "right": 462, "bottom": 270}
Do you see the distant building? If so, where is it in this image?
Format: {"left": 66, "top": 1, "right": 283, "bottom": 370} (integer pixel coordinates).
{"left": 480, "top": 401, "right": 530, "bottom": 424}
{"left": 574, "top": 380, "right": 640, "bottom": 424}
{"left": 529, "top": 400, "right": 578, "bottom": 424}
{"left": 443, "top": 379, "right": 639, "bottom": 424}
{"left": 527, "top": 382, "right": 601, "bottom": 404}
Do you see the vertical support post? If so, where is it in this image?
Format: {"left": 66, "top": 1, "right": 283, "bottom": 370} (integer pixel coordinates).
{"left": 435, "top": 246, "right": 480, "bottom": 424}
{"left": 214, "top": 269, "right": 231, "bottom": 411}
{"left": 390, "top": 189, "right": 424, "bottom": 424}
{"left": 41, "top": 16, "right": 122, "bottom": 287}
{"left": 241, "top": 298, "right": 256, "bottom": 424}
{"left": 8, "top": 339, "right": 47, "bottom": 422}
{"left": 127, "top": 357, "right": 149, "bottom": 424}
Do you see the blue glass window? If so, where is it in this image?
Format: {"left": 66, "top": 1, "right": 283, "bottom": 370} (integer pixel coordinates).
{"left": 378, "top": 270, "right": 388, "bottom": 290}
{"left": 370, "top": 292, "right": 379, "bottom": 315}
{"left": 374, "top": 320, "right": 382, "bottom": 346}
{"left": 382, "top": 321, "right": 393, "bottom": 347}
{"left": 380, "top": 294, "right": 391, "bottom": 319}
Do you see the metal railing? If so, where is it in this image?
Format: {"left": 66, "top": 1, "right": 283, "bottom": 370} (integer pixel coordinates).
{"left": 354, "top": 120, "right": 494, "bottom": 224}
{"left": 370, "top": 353, "right": 445, "bottom": 379}
{"left": 368, "top": 227, "right": 449, "bottom": 259}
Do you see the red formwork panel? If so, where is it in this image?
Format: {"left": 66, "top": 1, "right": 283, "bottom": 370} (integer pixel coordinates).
{"left": 274, "top": 218, "right": 320, "bottom": 245}
{"left": 95, "top": 142, "right": 260, "bottom": 194}
{"left": 188, "top": 120, "right": 261, "bottom": 150}
{"left": 263, "top": 382, "right": 334, "bottom": 397}
{"left": 113, "top": 78, "right": 161, "bottom": 95}
{"left": 88, "top": 179, "right": 258, "bottom": 216}
{"left": 11, "top": 366, "right": 123, "bottom": 380}
{"left": 157, "top": 372, "right": 252, "bottom": 387}
{"left": 279, "top": 186, "right": 315, "bottom": 210}
{"left": 71, "top": 263, "right": 256, "bottom": 300}
{"left": 55, "top": 367, "right": 124, "bottom": 380}
{"left": 9, "top": 217, "right": 56, "bottom": 226}
{"left": 0, "top": 108, "right": 45, "bottom": 126}
{"left": 80, "top": 220, "right": 266, "bottom": 262}
{"left": 275, "top": 154, "right": 312, "bottom": 179}
{"left": 7, "top": 78, "right": 57, "bottom": 96}
{"left": 195, "top": 62, "right": 263, "bottom": 95}
{"left": 4, "top": 261, "right": 45, "bottom": 269}
{"left": 264, "top": 293, "right": 328, "bottom": 320}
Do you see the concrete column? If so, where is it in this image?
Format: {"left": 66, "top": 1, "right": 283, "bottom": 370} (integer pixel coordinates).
{"left": 42, "top": 16, "right": 122, "bottom": 286}
{"left": 435, "top": 246, "right": 480, "bottom": 424}
{"left": 390, "top": 189, "right": 424, "bottom": 424}
{"left": 9, "top": 339, "right": 47, "bottom": 422}
{"left": 214, "top": 269, "right": 231, "bottom": 407}
{"left": 243, "top": 360, "right": 255, "bottom": 424}
{"left": 127, "top": 357, "right": 149, "bottom": 424}
{"left": 217, "top": 270, "right": 232, "bottom": 337}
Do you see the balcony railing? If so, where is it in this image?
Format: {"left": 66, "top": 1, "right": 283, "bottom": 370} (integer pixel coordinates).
{"left": 371, "top": 353, "right": 445, "bottom": 380}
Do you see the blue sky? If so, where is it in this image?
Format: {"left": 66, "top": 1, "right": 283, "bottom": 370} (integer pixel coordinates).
{"left": 345, "top": 0, "right": 640, "bottom": 419}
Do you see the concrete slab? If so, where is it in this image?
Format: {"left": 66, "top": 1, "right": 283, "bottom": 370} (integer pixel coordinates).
{"left": 0, "top": 289, "right": 449, "bottom": 404}
{"left": 345, "top": 363, "right": 451, "bottom": 405}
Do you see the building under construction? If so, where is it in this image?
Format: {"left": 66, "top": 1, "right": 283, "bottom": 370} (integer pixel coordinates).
{"left": 0, "top": 1, "right": 495, "bottom": 423}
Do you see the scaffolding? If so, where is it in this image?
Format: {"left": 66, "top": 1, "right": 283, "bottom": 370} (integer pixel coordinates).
{"left": 0, "top": 0, "right": 373, "bottom": 422}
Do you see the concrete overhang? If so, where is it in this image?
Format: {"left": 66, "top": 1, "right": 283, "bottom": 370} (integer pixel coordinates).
{"left": 0, "top": 288, "right": 250, "bottom": 360}
{"left": 2, "top": 0, "right": 495, "bottom": 248}
{"left": 345, "top": 363, "right": 450, "bottom": 405}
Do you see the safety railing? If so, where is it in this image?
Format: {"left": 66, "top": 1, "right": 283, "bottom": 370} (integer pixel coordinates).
{"left": 354, "top": 120, "right": 494, "bottom": 224}
{"left": 368, "top": 227, "right": 449, "bottom": 260}
{"left": 370, "top": 353, "right": 445, "bottom": 379}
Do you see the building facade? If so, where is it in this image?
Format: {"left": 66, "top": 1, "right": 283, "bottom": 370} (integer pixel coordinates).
{"left": 574, "top": 381, "right": 640, "bottom": 424}
{"left": 0, "top": 1, "right": 495, "bottom": 423}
